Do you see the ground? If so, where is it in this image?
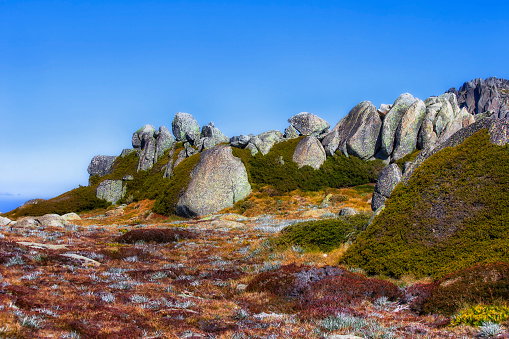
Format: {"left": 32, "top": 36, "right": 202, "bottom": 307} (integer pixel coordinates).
{"left": 0, "top": 186, "right": 499, "bottom": 338}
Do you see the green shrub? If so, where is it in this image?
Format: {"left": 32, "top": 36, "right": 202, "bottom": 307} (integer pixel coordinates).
{"left": 232, "top": 138, "right": 384, "bottom": 193}
{"left": 342, "top": 130, "right": 509, "bottom": 278}
{"left": 452, "top": 304, "right": 509, "bottom": 327}
{"left": 5, "top": 185, "right": 110, "bottom": 218}
{"left": 273, "top": 214, "right": 371, "bottom": 253}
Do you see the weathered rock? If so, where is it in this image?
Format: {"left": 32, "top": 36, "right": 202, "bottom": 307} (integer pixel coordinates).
{"left": 321, "top": 130, "right": 340, "bottom": 156}
{"left": 338, "top": 207, "right": 359, "bottom": 216}
{"left": 176, "top": 145, "right": 251, "bottom": 217}
{"left": 230, "top": 135, "right": 251, "bottom": 148}
{"left": 36, "top": 214, "right": 66, "bottom": 227}
{"left": 96, "top": 180, "right": 125, "bottom": 205}
{"left": 132, "top": 124, "right": 156, "bottom": 148}
{"left": 284, "top": 124, "right": 300, "bottom": 139}
{"left": 371, "top": 192, "right": 387, "bottom": 212}
{"left": 372, "top": 163, "right": 402, "bottom": 211}
{"left": 448, "top": 77, "right": 509, "bottom": 116}
{"left": 0, "top": 216, "right": 12, "bottom": 226}
{"left": 288, "top": 112, "right": 330, "bottom": 136}
{"left": 120, "top": 148, "right": 137, "bottom": 158}
{"left": 61, "top": 212, "right": 81, "bottom": 222}
{"left": 377, "top": 104, "right": 392, "bottom": 118}
{"left": 292, "top": 136, "right": 326, "bottom": 170}
{"left": 200, "top": 122, "right": 229, "bottom": 150}
{"left": 489, "top": 118, "right": 509, "bottom": 146}
{"left": 332, "top": 101, "right": 382, "bottom": 160}
{"left": 87, "top": 155, "right": 117, "bottom": 177}
{"left": 137, "top": 129, "right": 157, "bottom": 171}
{"left": 154, "top": 126, "right": 175, "bottom": 161}
{"left": 122, "top": 174, "right": 134, "bottom": 181}
{"left": 380, "top": 93, "right": 418, "bottom": 157}
{"left": 436, "top": 107, "right": 475, "bottom": 145}
{"left": 163, "top": 159, "right": 174, "bottom": 178}
{"left": 15, "top": 217, "right": 40, "bottom": 228}
{"left": 245, "top": 142, "right": 259, "bottom": 156}
{"left": 392, "top": 99, "right": 426, "bottom": 161}
{"left": 251, "top": 130, "right": 284, "bottom": 155}
{"left": 172, "top": 112, "right": 201, "bottom": 143}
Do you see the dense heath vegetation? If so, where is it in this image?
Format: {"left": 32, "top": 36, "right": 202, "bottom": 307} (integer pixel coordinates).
{"left": 342, "top": 129, "right": 509, "bottom": 278}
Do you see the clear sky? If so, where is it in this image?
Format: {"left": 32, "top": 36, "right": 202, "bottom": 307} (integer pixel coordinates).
{"left": 1, "top": 0, "right": 508, "bottom": 213}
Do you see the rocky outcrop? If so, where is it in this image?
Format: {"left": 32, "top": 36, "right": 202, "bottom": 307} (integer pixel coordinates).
{"left": 135, "top": 125, "right": 157, "bottom": 171}
{"left": 230, "top": 134, "right": 251, "bottom": 148}
{"left": 332, "top": 101, "right": 382, "bottom": 160}
{"left": 371, "top": 163, "right": 402, "bottom": 211}
{"left": 154, "top": 126, "right": 175, "bottom": 161}
{"left": 199, "top": 122, "right": 229, "bottom": 150}
{"left": 292, "top": 136, "right": 326, "bottom": 170}
{"left": 87, "top": 155, "right": 116, "bottom": 177}
{"left": 288, "top": 112, "right": 330, "bottom": 136}
{"left": 96, "top": 180, "right": 125, "bottom": 205}
{"left": 380, "top": 93, "right": 418, "bottom": 158}
{"left": 391, "top": 99, "right": 426, "bottom": 161}
{"left": 246, "top": 130, "right": 284, "bottom": 156}
{"left": 448, "top": 77, "right": 509, "bottom": 117}
{"left": 176, "top": 145, "right": 251, "bottom": 217}
{"left": 172, "top": 112, "right": 201, "bottom": 144}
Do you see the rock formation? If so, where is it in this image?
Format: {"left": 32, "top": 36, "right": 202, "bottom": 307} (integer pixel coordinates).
{"left": 172, "top": 112, "right": 201, "bottom": 144}
{"left": 96, "top": 180, "right": 125, "bottom": 205}
{"left": 87, "top": 155, "right": 116, "bottom": 177}
{"left": 448, "top": 77, "right": 509, "bottom": 117}
{"left": 288, "top": 112, "right": 330, "bottom": 136}
{"left": 292, "top": 136, "right": 326, "bottom": 170}
{"left": 176, "top": 145, "right": 251, "bottom": 217}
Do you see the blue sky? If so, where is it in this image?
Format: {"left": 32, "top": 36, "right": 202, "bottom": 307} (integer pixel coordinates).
{"left": 1, "top": 0, "right": 508, "bottom": 213}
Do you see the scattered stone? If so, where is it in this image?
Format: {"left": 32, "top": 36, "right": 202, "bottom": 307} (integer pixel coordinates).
{"left": 236, "top": 284, "right": 248, "bottom": 292}
{"left": 96, "top": 180, "right": 125, "bottom": 205}
{"left": 0, "top": 216, "right": 12, "bottom": 226}
{"left": 301, "top": 208, "right": 330, "bottom": 218}
{"left": 61, "top": 212, "right": 81, "bottom": 222}
{"left": 122, "top": 174, "right": 134, "bottom": 181}
{"left": 60, "top": 253, "right": 101, "bottom": 267}
{"left": 338, "top": 207, "right": 359, "bottom": 216}
{"left": 288, "top": 112, "right": 330, "bottom": 136}
{"left": 172, "top": 112, "right": 201, "bottom": 143}
{"left": 292, "top": 136, "right": 326, "bottom": 169}
{"left": 176, "top": 145, "right": 251, "bottom": 217}
{"left": 87, "top": 155, "right": 117, "bottom": 177}
{"left": 15, "top": 217, "right": 41, "bottom": 228}
{"left": 210, "top": 220, "right": 245, "bottom": 229}
{"left": 36, "top": 214, "right": 67, "bottom": 227}
{"left": 17, "top": 241, "right": 67, "bottom": 250}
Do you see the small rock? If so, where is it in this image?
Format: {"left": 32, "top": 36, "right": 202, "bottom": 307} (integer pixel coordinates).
{"left": 338, "top": 207, "right": 359, "bottom": 216}
{"left": 36, "top": 214, "right": 67, "bottom": 227}
{"left": 236, "top": 284, "right": 248, "bottom": 292}
{"left": 61, "top": 212, "right": 81, "bottom": 222}
{"left": 0, "top": 216, "right": 12, "bottom": 226}
{"left": 230, "top": 134, "right": 251, "bottom": 148}
{"left": 284, "top": 124, "right": 300, "bottom": 139}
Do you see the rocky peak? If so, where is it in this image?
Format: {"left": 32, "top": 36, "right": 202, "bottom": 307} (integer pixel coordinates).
{"left": 448, "top": 77, "right": 509, "bottom": 118}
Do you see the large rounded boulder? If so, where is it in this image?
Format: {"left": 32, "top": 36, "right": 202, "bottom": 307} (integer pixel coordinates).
{"left": 172, "top": 112, "right": 201, "bottom": 143}
{"left": 288, "top": 112, "right": 330, "bottom": 136}
{"left": 176, "top": 145, "right": 251, "bottom": 217}
{"left": 292, "top": 136, "right": 326, "bottom": 170}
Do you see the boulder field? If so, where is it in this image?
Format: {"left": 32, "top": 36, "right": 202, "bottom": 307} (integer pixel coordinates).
{"left": 84, "top": 77, "right": 508, "bottom": 217}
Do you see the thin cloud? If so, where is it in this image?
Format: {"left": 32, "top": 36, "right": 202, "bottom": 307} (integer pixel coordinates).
{"left": 0, "top": 192, "right": 20, "bottom": 196}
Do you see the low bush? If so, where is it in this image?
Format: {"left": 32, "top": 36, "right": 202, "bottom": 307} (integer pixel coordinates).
{"left": 5, "top": 185, "right": 110, "bottom": 218}
{"left": 451, "top": 304, "right": 509, "bottom": 326}
{"left": 232, "top": 138, "right": 384, "bottom": 193}
{"left": 342, "top": 130, "right": 509, "bottom": 278}
{"left": 273, "top": 213, "right": 371, "bottom": 252}
{"left": 246, "top": 264, "right": 402, "bottom": 316}
{"left": 115, "top": 228, "right": 197, "bottom": 244}
{"left": 422, "top": 263, "right": 509, "bottom": 315}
